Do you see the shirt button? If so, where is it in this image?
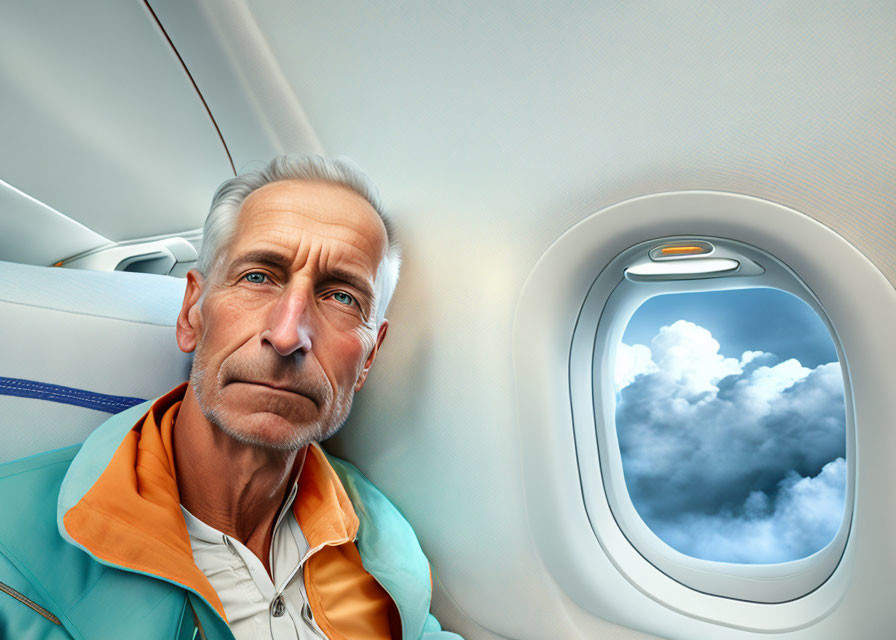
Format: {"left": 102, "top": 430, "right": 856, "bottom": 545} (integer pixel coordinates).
{"left": 271, "top": 595, "right": 286, "bottom": 618}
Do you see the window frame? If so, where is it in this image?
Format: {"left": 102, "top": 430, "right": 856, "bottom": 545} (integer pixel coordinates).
{"left": 569, "top": 235, "right": 855, "bottom": 603}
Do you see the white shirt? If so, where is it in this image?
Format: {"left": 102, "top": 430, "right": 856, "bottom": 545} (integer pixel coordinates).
{"left": 181, "top": 460, "right": 329, "bottom": 639}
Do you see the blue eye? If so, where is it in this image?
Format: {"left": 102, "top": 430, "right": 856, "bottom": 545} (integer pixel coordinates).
{"left": 244, "top": 272, "right": 267, "bottom": 284}
{"left": 332, "top": 291, "right": 355, "bottom": 306}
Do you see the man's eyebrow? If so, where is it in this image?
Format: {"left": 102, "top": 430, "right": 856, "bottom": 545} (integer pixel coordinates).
{"left": 228, "top": 249, "right": 293, "bottom": 272}
{"left": 325, "top": 266, "right": 375, "bottom": 299}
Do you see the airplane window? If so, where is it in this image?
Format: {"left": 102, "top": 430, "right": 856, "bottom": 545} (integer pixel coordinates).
{"left": 614, "top": 288, "right": 847, "bottom": 564}
{"left": 569, "top": 233, "right": 855, "bottom": 603}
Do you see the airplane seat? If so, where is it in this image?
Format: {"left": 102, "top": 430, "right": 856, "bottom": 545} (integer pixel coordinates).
{"left": 0, "top": 260, "right": 191, "bottom": 464}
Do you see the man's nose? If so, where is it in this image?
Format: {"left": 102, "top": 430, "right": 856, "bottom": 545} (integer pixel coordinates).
{"left": 260, "top": 284, "right": 314, "bottom": 356}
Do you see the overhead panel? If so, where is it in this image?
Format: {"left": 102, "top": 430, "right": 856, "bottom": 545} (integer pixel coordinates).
{"left": 0, "top": 179, "right": 109, "bottom": 267}
{"left": 0, "top": 1, "right": 234, "bottom": 243}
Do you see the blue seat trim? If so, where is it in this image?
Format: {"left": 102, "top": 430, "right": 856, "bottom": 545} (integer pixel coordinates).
{"left": 0, "top": 377, "right": 145, "bottom": 414}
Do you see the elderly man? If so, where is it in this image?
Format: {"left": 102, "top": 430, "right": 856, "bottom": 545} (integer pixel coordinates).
{"left": 0, "top": 156, "right": 462, "bottom": 640}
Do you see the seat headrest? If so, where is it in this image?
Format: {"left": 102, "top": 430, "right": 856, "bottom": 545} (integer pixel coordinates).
{"left": 0, "top": 261, "right": 192, "bottom": 463}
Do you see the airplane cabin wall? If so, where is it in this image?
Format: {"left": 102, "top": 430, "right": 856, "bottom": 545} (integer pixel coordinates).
{"left": 257, "top": 3, "right": 894, "bottom": 638}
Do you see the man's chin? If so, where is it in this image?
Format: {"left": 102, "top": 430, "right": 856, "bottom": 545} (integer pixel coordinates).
{"left": 212, "top": 410, "right": 326, "bottom": 452}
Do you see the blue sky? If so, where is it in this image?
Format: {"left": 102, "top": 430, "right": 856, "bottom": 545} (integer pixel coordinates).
{"left": 614, "top": 288, "right": 847, "bottom": 564}
{"left": 622, "top": 288, "right": 837, "bottom": 369}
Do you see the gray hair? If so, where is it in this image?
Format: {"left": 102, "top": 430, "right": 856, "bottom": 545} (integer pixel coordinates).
{"left": 197, "top": 154, "right": 401, "bottom": 326}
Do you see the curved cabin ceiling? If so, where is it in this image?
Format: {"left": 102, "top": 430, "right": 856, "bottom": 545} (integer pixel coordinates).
{"left": 246, "top": 0, "right": 896, "bottom": 286}
{"left": 0, "top": 1, "right": 234, "bottom": 247}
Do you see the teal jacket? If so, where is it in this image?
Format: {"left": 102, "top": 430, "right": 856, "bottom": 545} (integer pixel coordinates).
{"left": 0, "top": 399, "right": 462, "bottom": 640}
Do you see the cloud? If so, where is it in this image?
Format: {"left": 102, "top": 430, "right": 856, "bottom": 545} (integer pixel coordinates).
{"left": 613, "top": 320, "right": 847, "bottom": 562}
{"left": 653, "top": 458, "right": 846, "bottom": 563}
{"left": 615, "top": 342, "right": 657, "bottom": 392}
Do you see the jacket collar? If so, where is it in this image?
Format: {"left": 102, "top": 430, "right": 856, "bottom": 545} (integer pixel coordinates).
{"left": 328, "top": 455, "right": 434, "bottom": 640}
{"left": 57, "top": 384, "right": 360, "bottom": 621}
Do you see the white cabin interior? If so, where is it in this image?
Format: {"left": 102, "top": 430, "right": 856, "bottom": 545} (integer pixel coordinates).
{"left": 2, "top": 2, "right": 894, "bottom": 638}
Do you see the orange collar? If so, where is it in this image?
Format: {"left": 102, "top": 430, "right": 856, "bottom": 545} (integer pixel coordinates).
{"left": 62, "top": 384, "right": 360, "bottom": 620}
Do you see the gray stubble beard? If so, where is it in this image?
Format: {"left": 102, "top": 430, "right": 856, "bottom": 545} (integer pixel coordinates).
{"left": 188, "top": 344, "right": 354, "bottom": 452}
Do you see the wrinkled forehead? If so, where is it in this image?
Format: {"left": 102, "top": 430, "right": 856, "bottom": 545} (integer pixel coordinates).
{"left": 227, "top": 180, "right": 389, "bottom": 274}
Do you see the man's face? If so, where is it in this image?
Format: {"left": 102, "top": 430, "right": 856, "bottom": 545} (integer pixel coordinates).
{"left": 176, "top": 180, "right": 389, "bottom": 450}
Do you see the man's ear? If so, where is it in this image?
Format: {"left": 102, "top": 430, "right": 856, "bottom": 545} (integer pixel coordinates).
{"left": 355, "top": 319, "right": 389, "bottom": 391}
{"left": 176, "top": 269, "right": 205, "bottom": 354}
